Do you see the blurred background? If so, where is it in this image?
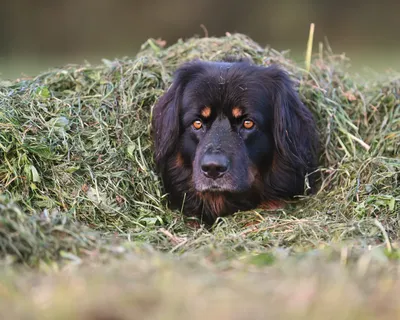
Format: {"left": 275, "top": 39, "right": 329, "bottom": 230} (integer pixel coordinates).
{"left": 1, "top": 0, "right": 399, "bottom": 79}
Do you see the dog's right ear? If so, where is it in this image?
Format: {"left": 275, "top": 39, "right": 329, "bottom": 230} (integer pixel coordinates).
{"left": 151, "top": 61, "right": 202, "bottom": 169}
{"left": 152, "top": 80, "right": 180, "bottom": 166}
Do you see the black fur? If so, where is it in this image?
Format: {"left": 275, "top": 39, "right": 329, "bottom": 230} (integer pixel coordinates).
{"left": 152, "top": 59, "right": 319, "bottom": 225}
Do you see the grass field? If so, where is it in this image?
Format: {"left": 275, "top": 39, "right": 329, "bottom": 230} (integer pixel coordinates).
{"left": 0, "top": 33, "right": 399, "bottom": 319}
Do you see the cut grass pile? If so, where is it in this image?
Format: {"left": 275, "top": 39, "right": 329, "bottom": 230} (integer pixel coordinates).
{"left": 0, "top": 33, "right": 399, "bottom": 319}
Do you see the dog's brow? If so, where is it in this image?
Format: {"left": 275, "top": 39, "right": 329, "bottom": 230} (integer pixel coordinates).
{"left": 232, "top": 107, "right": 243, "bottom": 118}
{"left": 201, "top": 106, "right": 212, "bottom": 118}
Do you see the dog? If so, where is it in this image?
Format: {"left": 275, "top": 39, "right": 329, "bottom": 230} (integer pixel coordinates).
{"left": 152, "top": 58, "right": 319, "bottom": 225}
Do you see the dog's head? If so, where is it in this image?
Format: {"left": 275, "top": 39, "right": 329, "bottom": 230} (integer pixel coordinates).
{"left": 152, "top": 59, "right": 319, "bottom": 223}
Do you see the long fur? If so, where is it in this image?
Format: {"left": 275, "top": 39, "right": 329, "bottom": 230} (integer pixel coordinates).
{"left": 152, "top": 59, "right": 319, "bottom": 225}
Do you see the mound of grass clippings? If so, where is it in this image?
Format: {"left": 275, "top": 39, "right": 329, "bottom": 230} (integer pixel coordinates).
{"left": 0, "top": 33, "right": 399, "bottom": 270}
{"left": 0, "top": 195, "right": 99, "bottom": 266}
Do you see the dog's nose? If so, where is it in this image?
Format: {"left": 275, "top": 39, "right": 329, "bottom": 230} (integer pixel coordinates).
{"left": 201, "top": 153, "right": 229, "bottom": 179}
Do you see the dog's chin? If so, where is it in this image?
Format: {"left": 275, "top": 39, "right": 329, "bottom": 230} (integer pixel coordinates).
{"left": 198, "top": 186, "right": 230, "bottom": 193}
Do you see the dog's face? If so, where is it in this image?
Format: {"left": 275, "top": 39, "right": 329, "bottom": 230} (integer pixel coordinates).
{"left": 178, "top": 62, "right": 274, "bottom": 194}
{"left": 152, "top": 59, "right": 319, "bottom": 224}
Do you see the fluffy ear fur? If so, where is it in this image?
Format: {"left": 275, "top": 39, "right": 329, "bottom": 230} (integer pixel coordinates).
{"left": 152, "top": 81, "right": 180, "bottom": 168}
{"left": 151, "top": 61, "right": 204, "bottom": 171}
{"left": 261, "top": 65, "right": 319, "bottom": 196}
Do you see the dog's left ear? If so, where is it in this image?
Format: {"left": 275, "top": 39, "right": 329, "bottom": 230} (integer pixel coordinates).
{"left": 262, "top": 65, "right": 319, "bottom": 183}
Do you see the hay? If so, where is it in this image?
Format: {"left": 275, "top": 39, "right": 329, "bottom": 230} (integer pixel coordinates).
{"left": 0, "top": 33, "right": 399, "bottom": 267}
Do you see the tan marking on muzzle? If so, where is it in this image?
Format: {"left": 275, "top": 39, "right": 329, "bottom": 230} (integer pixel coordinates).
{"left": 175, "top": 152, "right": 184, "bottom": 167}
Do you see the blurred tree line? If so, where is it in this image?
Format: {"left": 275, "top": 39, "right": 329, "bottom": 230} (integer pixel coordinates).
{"left": 1, "top": 0, "right": 399, "bottom": 76}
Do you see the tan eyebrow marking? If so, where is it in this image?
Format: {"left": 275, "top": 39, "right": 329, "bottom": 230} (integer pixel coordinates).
{"left": 201, "top": 106, "right": 211, "bottom": 118}
{"left": 232, "top": 107, "right": 243, "bottom": 118}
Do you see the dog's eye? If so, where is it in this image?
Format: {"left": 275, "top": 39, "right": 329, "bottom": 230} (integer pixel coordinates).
{"left": 243, "top": 119, "right": 255, "bottom": 130}
{"left": 192, "top": 120, "right": 203, "bottom": 130}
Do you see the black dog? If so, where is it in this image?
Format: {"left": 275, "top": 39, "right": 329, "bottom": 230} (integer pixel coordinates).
{"left": 152, "top": 59, "right": 319, "bottom": 225}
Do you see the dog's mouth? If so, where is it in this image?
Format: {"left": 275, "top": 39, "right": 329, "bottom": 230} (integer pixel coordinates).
{"left": 194, "top": 179, "right": 249, "bottom": 194}
{"left": 196, "top": 184, "right": 230, "bottom": 193}
{"left": 193, "top": 151, "right": 254, "bottom": 194}
{"left": 201, "top": 185, "right": 226, "bottom": 192}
